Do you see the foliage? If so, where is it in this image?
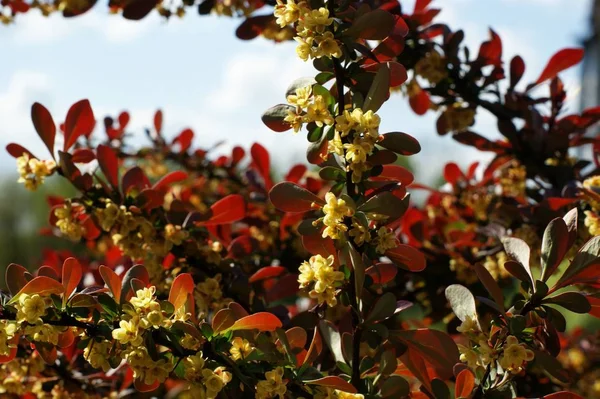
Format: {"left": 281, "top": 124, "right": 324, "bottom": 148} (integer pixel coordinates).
{"left": 1, "top": 1, "right": 600, "bottom": 399}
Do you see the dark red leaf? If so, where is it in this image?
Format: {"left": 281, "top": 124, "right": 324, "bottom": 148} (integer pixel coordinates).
{"left": 269, "top": 182, "right": 325, "bottom": 213}
{"left": 172, "top": 128, "right": 194, "bottom": 153}
{"left": 31, "top": 102, "right": 56, "bottom": 157}
{"left": 285, "top": 164, "right": 307, "bottom": 184}
{"left": 385, "top": 244, "right": 426, "bottom": 272}
{"left": 202, "top": 194, "right": 246, "bottom": 226}
{"left": 535, "top": 48, "right": 584, "bottom": 86}
{"left": 249, "top": 266, "right": 286, "bottom": 283}
{"left": 6, "top": 143, "right": 35, "bottom": 159}
{"left": 153, "top": 171, "right": 188, "bottom": 191}
{"left": 64, "top": 99, "right": 95, "bottom": 151}
{"left": 251, "top": 143, "right": 273, "bottom": 190}
{"left": 121, "top": 166, "right": 151, "bottom": 195}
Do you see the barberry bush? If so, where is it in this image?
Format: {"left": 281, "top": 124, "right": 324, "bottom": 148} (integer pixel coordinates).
{"left": 2, "top": 1, "right": 600, "bottom": 398}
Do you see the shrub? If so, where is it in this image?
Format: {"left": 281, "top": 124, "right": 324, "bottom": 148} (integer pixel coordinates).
{"left": 1, "top": 1, "right": 600, "bottom": 398}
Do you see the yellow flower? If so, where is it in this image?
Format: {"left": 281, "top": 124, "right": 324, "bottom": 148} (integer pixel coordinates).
{"left": 298, "top": 260, "right": 316, "bottom": 288}
{"left": 316, "top": 31, "right": 342, "bottom": 59}
{"left": 414, "top": 50, "right": 448, "bottom": 84}
{"left": 360, "top": 110, "right": 380, "bottom": 139}
{"left": 96, "top": 200, "right": 121, "bottom": 231}
{"left": 374, "top": 227, "right": 397, "bottom": 254}
{"left": 16, "top": 153, "right": 55, "bottom": 191}
{"left": 229, "top": 337, "right": 254, "bottom": 361}
{"left": 130, "top": 286, "right": 158, "bottom": 311}
{"left": 299, "top": 254, "right": 344, "bottom": 307}
{"left": 306, "top": 95, "right": 334, "bottom": 127}
{"left": 583, "top": 175, "right": 600, "bottom": 189}
{"left": 256, "top": 367, "right": 287, "bottom": 398}
{"left": 478, "top": 340, "right": 495, "bottom": 366}
{"left": 456, "top": 315, "right": 480, "bottom": 334}
{"left": 349, "top": 220, "right": 370, "bottom": 246}
{"left": 327, "top": 131, "right": 344, "bottom": 157}
{"left": 295, "top": 36, "right": 314, "bottom": 61}
{"left": 458, "top": 344, "right": 479, "bottom": 369}
{"left": 0, "top": 321, "right": 17, "bottom": 356}
{"left": 284, "top": 109, "right": 305, "bottom": 133}
{"left": 16, "top": 294, "right": 47, "bottom": 324}
{"left": 84, "top": 340, "right": 113, "bottom": 372}
{"left": 24, "top": 324, "right": 59, "bottom": 345}
{"left": 184, "top": 352, "right": 206, "bottom": 381}
{"left": 202, "top": 368, "right": 229, "bottom": 398}
{"left": 335, "top": 109, "right": 360, "bottom": 137}
{"left": 123, "top": 347, "right": 173, "bottom": 385}
{"left": 164, "top": 224, "right": 189, "bottom": 246}
{"left": 303, "top": 7, "right": 333, "bottom": 30}
{"left": 287, "top": 85, "right": 312, "bottom": 109}
{"left": 309, "top": 286, "right": 338, "bottom": 307}
{"left": 274, "top": 0, "right": 305, "bottom": 27}
{"left": 499, "top": 335, "right": 534, "bottom": 373}
{"left": 112, "top": 318, "right": 143, "bottom": 346}
{"left": 54, "top": 203, "right": 86, "bottom": 241}
{"left": 343, "top": 137, "right": 374, "bottom": 164}
{"left": 323, "top": 192, "right": 351, "bottom": 222}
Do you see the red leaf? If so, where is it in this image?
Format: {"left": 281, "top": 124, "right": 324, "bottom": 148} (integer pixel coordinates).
{"left": 11, "top": 276, "right": 64, "bottom": 301}
{"left": 71, "top": 148, "right": 96, "bottom": 163}
{"left": 231, "top": 146, "right": 245, "bottom": 165}
{"left": 212, "top": 308, "right": 236, "bottom": 333}
{"left": 251, "top": 143, "right": 273, "bottom": 190}
{"left": 414, "top": 0, "right": 432, "bottom": 13}
{"left": 172, "top": 128, "right": 194, "bottom": 153}
{"left": 303, "top": 234, "right": 337, "bottom": 259}
{"left": 96, "top": 145, "right": 119, "bottom": 189}
{"left": 535, "top": 48, "right": 584, "bottom": 85}
{"left": 31, "top": 102, "right": 56, "bottom": 157}
{"left": 365, "top": 263, "right": 397, "bottom": 284}
{"left": 588, "top": 295, "right": 600, "bottom": 318}
{"left": 477, "top": 29, "right": 502, "bottom": 66}
{"left": 305, "top": 376, "right": 357, "bottom": 394}
{"left": 99, "top": 265, "right": 122, "bottom": 303}
{"left": 510, "top": 55, "right": 525, "bottom": 88}
{"left": 249, "top": 266, "right": 286, "bottom": 283}
{"left": 226, "top": 312, "right": 282, "bottom": 332}
{"left": 409, "top": 86, "right": 430, "bottom": 115}
{"left": 284, "top": 327, "right": 307, "bottom": 349}
{"left": 202, "top": 194, "right": 246, "bottom": 226}
{"left": 0, "top": 345, "right": 18, "bottom": 364}
{"left": 62, "top": 257, "right": 82, "bottom": 304}
{"left": 121, "top": 166, "right": 151, "bottom": 195}
{"left": 542, "top": 393, "right": 584, "bottom": 399}
{"left": 455, "top": 369, "right": 475, "bottom": 398}
{"left": 269, "top": 182, "right": 325, "bottom": 213}
{"left": 38, "top": 266, "right": 59, "bottom": 280}
{"left": 444, "top": 163, "right": 464, "bottom": 185}
{"left": 6, "top": 143, "right": 35, "bottom": 159}
{"left": 153, "top": 110, "right": 163, "bottom": 135}
{"left": 153, "top": 171, "right": 188, "bottom": 191}
{"left": 134, "top": 379, "right": 159, "bottom": 392}
{"left": 64, "top": 99, "right": 95, "bottom": 151}
{"left": 5, "top": 263, "right": 30, "bottom": 297}
{"left": 285, "top": 164, "right": 307, "bottom": 184}
{"left": 265, "top": 273, "right": 299, "bottom": 302}
{"left": 385, "top": 244, "right": 426, "bottom": 272}
{"left": 303, "top": 327, "right": 323, "bottom": 366}
{"left": 169, "top": 273, "right": 194, "bottom": 310}
{"left": 373, "top": 165, "right": 414, "bottom": 185}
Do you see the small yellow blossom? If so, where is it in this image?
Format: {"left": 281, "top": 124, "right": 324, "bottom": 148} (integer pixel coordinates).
{"left": 256, "top": 366, "right": 287, "bottom": 398}
{"left": 84, "top": 340, "right": 113, "bottom": 372}
{"left": 456, "top": 315, "right": 480, "bottom": 334}
{"left": 349, "top": 220, "right": 370, "bottom": 246}
{"left": 585, "top": 211, "right": 600, "bottom": 236}
{"left": 374, "top": 227, "right": 397, "bottom": 254}
{"left": 230, "top": 337, "right": 254, "bottom": 360}
{"left": 0, "top": 321, "right": 17, "bottom": 356}
{"left": 112, "top": 318, "right": 143, "bottom": 346}
{"left": 306, "top": 95, "right": 334, "bottom": 127}
{"left": 414, "top": 50, "right": 448, "bottom": 84}
{"left": 499, "top": 335, "right": 534, "bottom": 373}
{"left": 16, "top": 294, "right": 47, "bottom": 325}
{"left": 16, "top": 153, "right": 55, "bottom": 191}
{"left": 287, "top": 85, "right": 312, "bottom": 109}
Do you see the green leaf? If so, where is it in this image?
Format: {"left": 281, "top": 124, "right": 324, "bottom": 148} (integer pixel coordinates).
{"left": 307, "top": 124, "right": 324, "bottom": 143}
{"left": 313, "top": 84, "right": 335, "bottom": 108}
{"left": 345, "top": 9, "right": 395, "bottom": 40}
{"left": 544, "top": 292, "right": 591, "bottom": 314}
{"left": 445, "top": 284, "right": 478, "bottom": 324}
{"left": 262, "top": 104, "right": 295, "bottom": 132}
{"left": 540, "top": 217, "right": 569, "bottom": 282}
{"left": 363, "top": 63, "right": 390, "bottom": 112}
{"left": 319, "top": 166, "right": 345, "bottom": 181}
{"left": 378, "top": 132, "right": 421, "bottom": 155}
{"left": 315, "top": 72, "right": 334, "bottom": 85}
{"left": 366, "top": 292, "right": 397, "bottom": 323}
{"left": 97, "top": 293, "right": 118, "bottom": 317}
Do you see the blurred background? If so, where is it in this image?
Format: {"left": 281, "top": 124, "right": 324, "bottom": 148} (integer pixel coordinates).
{"left": 0, "top": 0, "right": 595, "bottom": 297}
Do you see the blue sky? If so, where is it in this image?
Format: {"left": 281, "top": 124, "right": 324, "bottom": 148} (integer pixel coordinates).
{"left": 0, "top": 0, "right": 594, "bottom": 183}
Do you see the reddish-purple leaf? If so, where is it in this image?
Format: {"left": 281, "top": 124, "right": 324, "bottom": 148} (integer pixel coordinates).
{"left": 64, "top": 99, "right": 95, "bottom": 151}
{"left": 96, "top": 144, "right": 119, "bottom": 189}
{"left": 201, "top": 194, "right": 246, "bottom": 226}
{"left": 169, "top": 273, "right": 194, "bottom": 310}
{"left": 251, "top": 143, "right": 273, "bottom": 190}
{"left": 99, "top": 265, "right": 122, "bottom": 303}
{"left": 535, "top": 48, "right": 584, "bottom": 85}
{"left": 269, "top": 182, "right": 325, "bottom": 213}
{"left": 62, "top": 257, "right": 82, "bottom": 304}
{"left": 31, "top": 102, "right": 56, "bottom": 157}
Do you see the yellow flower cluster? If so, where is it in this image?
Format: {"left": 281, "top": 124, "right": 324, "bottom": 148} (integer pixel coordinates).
{"left": 230, "top": 337, "right": 254, "bottom": 361}
{"left": 321, "top": 192, "right": 353, "bottom": 240}
{"left": 314, "top": 387, "right": 365, "bottom": 399}
{"left": 449, "top": 257, "right": 478, "bottom": 285}
{"left": 15, "top": 293, "right": 48, "bottom": 324}
{"left": 96, "top": 199, "right": 188, "bottom": 260}
{"left": 414, "top": 50, "right": 448, "bottom": 84}
{"left": 183, "top": 352, "right": 232, "bottom": 399}
{"left": 213, "top": 0, "right": 256, "bottom": 17}
{"left": 499, "top": 161, "right": 527, "bottom": 198}
{"left": 334, "top": 108, "right": 381, "bottom": 182}
{"left": 256, "top": 366, "right": 287, "bottom": 399}
{"left": 298, "top": 254, "right": 344, "bottom": 307}
{"left": 483, "top": 251, "right": 510, "bottom": 281}
{"left": 194, "top": 274, "right": 233, "bottom": 316}
{"left": 285, "top": 86, "right": 334, "bottom": 133}
{"left": 440, "top": 104, "right": 475, "bottom": 134}
{"left": 274, "top": 0, "right": 341, "bottom": 61}
{"left": 54, "top": 202, "right": 86, "bottom": 241}
{"left": 460, "top": 189, "right": 492, "bottom": 221}
{"left": 16, "top": 153, "right": 56, "bottom": 191}
{"left": 585, "top": 210, "right": 600, "bottom": 236}
{"left": 0, "top": 355, "right": 45, "bottom": 396}
{"left": 349, "top": 220, "right": 370, "bottom": 246}
{"left": 84, "top": 340, "right": 113, "bottom": 372}
{"left": 0, "top": 320, "right": 17, "bottom": 356}
{"left": 123, "top": 346, "right": 174, "bottom": 386}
